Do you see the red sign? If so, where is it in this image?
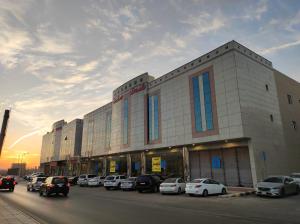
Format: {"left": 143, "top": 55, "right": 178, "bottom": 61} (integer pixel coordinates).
{"left": 113, "top": 84, "right": 146, "bottom": 104}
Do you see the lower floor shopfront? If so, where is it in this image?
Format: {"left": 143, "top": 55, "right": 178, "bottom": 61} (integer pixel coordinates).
{"left": 41, "top": 139, "right": 254, "bottom": 187}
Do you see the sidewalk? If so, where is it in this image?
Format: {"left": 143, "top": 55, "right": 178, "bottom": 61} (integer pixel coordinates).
{"left": 219, "top": 187, "right": 256, "bottom": 198}
{"left": 0, "top": 197, "right": 40, "bottom": 224}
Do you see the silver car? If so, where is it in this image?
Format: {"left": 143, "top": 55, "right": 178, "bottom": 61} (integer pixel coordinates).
{"left": 256, "top": 176, "right": 299, "bottom": 197}
{"left": 27, "top": 177, "right": 47, "bottom": 192}
{"left": 290, "top": 173, "right": 300, "bottom": 187}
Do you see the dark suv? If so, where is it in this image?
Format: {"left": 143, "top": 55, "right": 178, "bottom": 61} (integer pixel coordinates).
{"left": 0, "top": 176, "right": 16, "bottom": 192}
{"left": 136, "top": 174, "right": 164, "bottom": 193}
{"left": 39, "top": 176, "right": 70, "bottom": 197}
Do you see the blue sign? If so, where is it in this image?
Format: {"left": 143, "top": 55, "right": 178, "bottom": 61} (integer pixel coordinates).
{"left": 134, "top": 162, "right": 140, "bottom": 171}
{"left": 115, "top": 163, "right": 119, "bottom": 171}
{"left": 261, "top": 151, "right": 267, "bottom": 161}
{"left": 161, "top": 160, "right": 167, "bottom": 169}
{"left": 212, "top": 156, "right": 221, "bottom": 169}
{"left": 95, "top": 162, "right": 99, "bottom": 173}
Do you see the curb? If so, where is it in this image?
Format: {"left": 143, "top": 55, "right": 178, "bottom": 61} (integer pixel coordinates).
{"left": 219, "top": 191, "right": 255, "bottom": 198}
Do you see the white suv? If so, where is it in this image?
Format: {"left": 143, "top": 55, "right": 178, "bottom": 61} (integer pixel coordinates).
{"left": 77, "top": 174, "right": 97, "bottom": 187}
{"left": 104, "top": 175, "right": 126, "bottom": 190}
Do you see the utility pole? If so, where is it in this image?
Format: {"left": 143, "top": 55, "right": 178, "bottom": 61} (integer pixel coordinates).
{"left": 0, "top": 109, "right": 10, "bottom": 157}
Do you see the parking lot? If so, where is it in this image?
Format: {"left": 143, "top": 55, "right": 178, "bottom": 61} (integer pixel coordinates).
{"left": 0, "top": 182, "right": 299, "bottom": 224}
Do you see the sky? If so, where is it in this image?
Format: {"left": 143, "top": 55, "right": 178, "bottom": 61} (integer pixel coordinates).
{"left": 0, "top": 0, "right": 300, "bottom": 170}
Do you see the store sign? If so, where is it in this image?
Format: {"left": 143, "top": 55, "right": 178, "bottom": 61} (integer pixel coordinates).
{"left": 152, "top": 157, "right": 161, "bottom": 172}
{"left": 212, "top": 156, "right": 221, "bottom": 169}
{"left": 110, "top": 160, "right": 116, "bottom": 173}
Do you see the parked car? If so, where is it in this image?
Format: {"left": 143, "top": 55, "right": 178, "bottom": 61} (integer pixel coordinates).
{"left": 136, "top": 174, "right": 164, "bottom": 193}
{"left": 0, "top": 176, "right": 16, "bottom": 192}
{"left": 88, "top": 176, "right": 105, "bottom": 187}
{"left": 27, "top": 177, "right": 47, "bottom": 192}
{"left": 104, "top": 175, "right": 126, "bottom": 190}
{"left": 77, "top": 174, "right": 97, "bottom": 187}
{"left": 256, "top": 176, "right": 299, "bottom": 197}
{"left": 121, "top": 177, "right": 137, "bottom": 191}
{"left": 68, "top": 176, "right": 79, "bottom": 185}
{"left": 185, "top": 178, "right": 227, "bottom": 197}
{"left": 39, "top": 176, "right": 70, "bottom": 197}
{"left": 27, "top": 173, "right": 46, "bottom": 182}
{"left": 160, "top": 177, "right": 186, "bottom": 194}
{"left": 290, "top": 173, "right": 300, "bottom": 187}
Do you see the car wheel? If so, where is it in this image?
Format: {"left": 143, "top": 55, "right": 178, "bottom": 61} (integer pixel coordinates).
{"left": 177, "top": 187, "right": 182, "bottom": 194}
{"left": 9, "top": 188, "right": 14, "bottom": 192}
{"left": 295, "top": 186, "right": 299, "bottom": 194}
{"left": 63, "top": 192, "right": 68, "bottom": 197}
{"left": 154, "top": 185, "right": 159, "bottom": 193}
{"left": 221, "top": 188, "right": 227, "bottom": 195}
{"left": 39, "top": 191, "right": 43, "bottom": 196}
{"left": 188, "top": 194, "right": 194, "bottom": 197}
{"left": 280, "top": 188, "right": 285, "bottom": 197}
{"left": 27, "top": 186, "right": 30, "bottom": 192}
{"left": 138, "top": 190, "right": 143, "bottom": 193}
{"left": 202, "top": 189, "right": 208, "bottom": 197}
{"left": 105, "top": 187, "right": 110, "bottom": 190}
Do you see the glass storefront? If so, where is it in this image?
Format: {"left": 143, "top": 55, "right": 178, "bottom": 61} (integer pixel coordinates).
{"left": 107, "top": 155, "right": 127, "bottom": 175}
{"left": 130, "top": 153, "right": 141, "bottom": 177}
{"left": 145, "top": 148, "right": 183, "bottom": 178}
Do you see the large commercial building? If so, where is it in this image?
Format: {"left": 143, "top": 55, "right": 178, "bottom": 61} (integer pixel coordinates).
{"left": 40, "top": 41, "right": 300, "bottom": 187}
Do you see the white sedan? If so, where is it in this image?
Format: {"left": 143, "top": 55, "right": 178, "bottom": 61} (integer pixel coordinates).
{"left": 290, "top": 173, "right": 300, "bottom": 187}
{"left": 185, "top": 178, "right": 227, "bottom": 197}
{"left": 159, "top": 178, "right": 186, "bottom": 194}
{"left": 88, "top": 176, "right": 105, "bottom": 187}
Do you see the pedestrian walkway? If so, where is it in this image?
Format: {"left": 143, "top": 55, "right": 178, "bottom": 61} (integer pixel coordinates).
{"left": 0, "top": 197, "right": 40, "bottom": 224}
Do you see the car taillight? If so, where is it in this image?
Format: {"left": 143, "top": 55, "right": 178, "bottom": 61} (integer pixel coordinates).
{"left": 47, "top": 184, "right": 54, "bottom": 188}
{"left": 195, "top": 185, "right": 202, "bottom": 188}
{"left": 0, "top": 180, "right": 2, "bottom": 185}
{"left": 67, "top": 183, "right": 70, "bottom": 187}
{"left": 13, "top": 181, "right": 17, "bottom": 185}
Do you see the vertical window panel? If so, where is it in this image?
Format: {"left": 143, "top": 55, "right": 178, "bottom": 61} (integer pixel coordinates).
{"left": 202, "top": 72, "right": 214, "bottom": 130}
{"left": 192, "top": 76, "right": 202, "bottom": 132}
{"left": 154, "top": 95, "right": 159, "bottom": 140}
{"left": 123, "top": 99, "right": 128, "bottom": 145}
{"left": 148, "top": 96, "right": 152, "bottom": 141}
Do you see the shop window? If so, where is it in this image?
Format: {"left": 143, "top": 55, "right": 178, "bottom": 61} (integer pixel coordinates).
{"left": 287, "top": 94, "right": 293, "bottom": 104}
{"left": 191, "top": 71, "right": 214, "bottom": 132}
{"left": 265, "top": 84, "right": 269, "bottom": 91}
{"left": 147, "top": 93, "right": 160, "bottom": 143}
{"left": 270, "top": 114, "right": 274, "bottom": 122}
{"left": 105, "top": 112, "right": 112, "bottom": 148}
{"left": 123, "top": 98, "right": 129, "bottom": 145}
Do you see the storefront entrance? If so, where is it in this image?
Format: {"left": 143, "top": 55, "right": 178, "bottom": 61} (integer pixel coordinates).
{"left": 189, "top": 147, "right": 253, "bottom": 187}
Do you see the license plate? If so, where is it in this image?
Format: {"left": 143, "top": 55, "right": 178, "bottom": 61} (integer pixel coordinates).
{"left": 262, "top": 191, "right": 267, "bottom": 195}
{"left": 58, "top": 184, "right": 63, "bottom": 187}
{"left": 140, "top": 182, "right": 145, "bottom": 185}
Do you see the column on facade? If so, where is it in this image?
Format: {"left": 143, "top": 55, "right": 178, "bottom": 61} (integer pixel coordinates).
{"left": 102, "top": 157, "right": 107, "bottom": 176}
{"left": 182, "top": 146, "right": 190, "bottom": 181}
{"left": 140, "top": 151, "right": 146, "bottom": 175}
{"left": 127, "top": 154, "right": 132, "bottom": 177}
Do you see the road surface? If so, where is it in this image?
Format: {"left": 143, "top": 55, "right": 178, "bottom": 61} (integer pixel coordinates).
{"left": 0, "top": 182, "right": 299, "bottom": 224}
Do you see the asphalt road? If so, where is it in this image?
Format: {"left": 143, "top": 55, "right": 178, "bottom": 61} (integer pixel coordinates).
{"left": 0, "top": 182, "right": 299, "bottom": 224}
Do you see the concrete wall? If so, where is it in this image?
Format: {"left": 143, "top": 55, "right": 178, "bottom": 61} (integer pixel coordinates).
{"left": 234, "top": 51, "right": 288, "bottom": 183}
{"left": 40, "top": 132, "right": 53, "bottom": 163}
{"left": 60, "top": 119, "right": 83, "bottom": 160}
{"left": 274, "top": 71, "right": 300, "bottom": 173}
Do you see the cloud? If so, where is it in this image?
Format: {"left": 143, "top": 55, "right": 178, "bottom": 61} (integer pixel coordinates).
{"left": 77, "top": 60, "right": 98, "bottom": 72}
{"left": 240, "top": 0, "right": 268, "bottom": 21}
{"left": 45, "top": 73, "right": 91, "bottom": 85}
{"left": 260, "top": 39, "right": 300, "bottom": 55}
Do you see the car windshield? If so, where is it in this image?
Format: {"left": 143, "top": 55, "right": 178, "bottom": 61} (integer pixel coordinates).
{"left": 106, "top": 176, "right": 115, "bottom": 180}
{"left": 191, "top": 179, "right": 203, "bottom": 183}
{"left": 128, "top": 177, "right": 136, "bottom": 181}
{"left": 52, "top": 177, "right": 67, "bottom": 184}
{"left": 79, "top": 175, "right": 86, "bottom": 178}
{"left": 290, "top": 174, "right": 300, "bottom": 178}
{"left": 263, "top": 177, "right": 283, "bottom": 183}
{"left": 88, "top": 175, "right": 97, "bottom": 178}
{"left": 37, "top": 177, "right": 46, "bottom": 182}
{"left": 164, "top": 178, "right": 177, "bottom": 183}
{"left": 137, "top": 176, "right": 150, "bottom": 182}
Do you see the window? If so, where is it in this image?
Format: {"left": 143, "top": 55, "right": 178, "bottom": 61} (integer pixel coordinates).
{"left": 123, "top": 98, "right": 129, "bottom": 145}
{"left": 105, "top": 112, "right": 112, "bottom": 148}
{"left": 265, "top": 84, "right": 269, "bottom": 91}
{"left": 292, "top": 121, "right": 297, "bottom": 130}
{"left": 148, "top": 94, "right": 160, "bottom": 142}
{"left": 287, "top": 94, "right": 293, "bottom": 104}
{"left": 192, "top": 72, "right": 214, "bottom": 132}
{"left": 270, "top": 114, "right": 274, "bottom": 122}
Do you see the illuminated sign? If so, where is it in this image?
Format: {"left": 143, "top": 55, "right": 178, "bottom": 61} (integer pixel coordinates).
{"left": 152, "top": 157, "right": 161, "bottom": 172}
{"left": 113, "top": 84, "right": 146, "bottom": 104}
{"left": 110, "top": 160, "right": 116, "bottom": 173}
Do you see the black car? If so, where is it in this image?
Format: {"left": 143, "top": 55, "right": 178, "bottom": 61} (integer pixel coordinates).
{"left": 39, "top": 176, "right": 70, "bottom": 197}
{"left": 136, "top": 174, "right": 164, "bottom": 193}
{"left": 0, "top": 176, "right": 16, "bottom": 192}
{"left": 68, "top": 176, "right": 79, "bottom": 185}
